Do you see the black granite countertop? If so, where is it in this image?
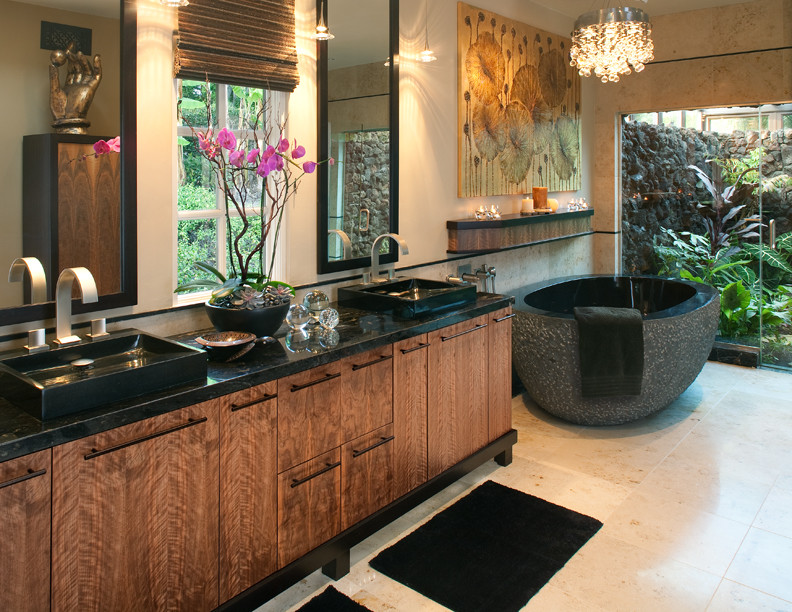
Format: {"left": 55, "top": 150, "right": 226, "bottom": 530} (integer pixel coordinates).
{"left": 0, "top": 295, "right": 511, "bottom": 462}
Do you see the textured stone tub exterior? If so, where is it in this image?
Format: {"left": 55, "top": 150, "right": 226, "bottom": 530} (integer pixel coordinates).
{"left": 512, "top": 276, "right": 720, "bottom": 426}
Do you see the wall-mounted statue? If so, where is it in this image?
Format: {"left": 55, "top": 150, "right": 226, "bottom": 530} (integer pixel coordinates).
{"left": 49, "top": 41, "right": 102, "bottom": 134}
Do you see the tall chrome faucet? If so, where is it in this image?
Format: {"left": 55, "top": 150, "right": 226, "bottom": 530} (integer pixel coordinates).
{"left": 365, "top": 233, "right": 409, "bottom": 283}
{"left": 54, "top": 267, "right": 98, "bottom": 346}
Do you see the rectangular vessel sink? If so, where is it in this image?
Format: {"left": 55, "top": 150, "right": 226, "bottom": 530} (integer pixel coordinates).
{"left": 337, "top": 277, "right": 477, "bottom": 319}
{"left": 0, "top": 329, "right": 207, "bottom": 420}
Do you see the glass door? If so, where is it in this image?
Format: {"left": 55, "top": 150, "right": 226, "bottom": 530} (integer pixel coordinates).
{"left": 758, "top": 104, "right": 792, "bottom": 371}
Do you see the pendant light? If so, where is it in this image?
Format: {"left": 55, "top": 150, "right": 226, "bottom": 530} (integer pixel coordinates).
{"left": 417, "top": 0, "right": 436, "bottom": 62}
{"left": 312, "top": 0, "right": 335, "bottom": 41}
{"left": 569, "top": 5, "right": 654, "bottom": 83}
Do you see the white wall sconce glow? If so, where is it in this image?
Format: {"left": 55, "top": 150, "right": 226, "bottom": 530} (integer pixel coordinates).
{"left": 418, "top": 0, "right": 436, "bottom": 62}
{"left": 312, "top": 0, "right": 335, "bottom": 40}
{"left": 569, "top": 6, "right": 654, "bottom": 83}
{"left": 159, "top": 0, "right": 189, "bottom": 6}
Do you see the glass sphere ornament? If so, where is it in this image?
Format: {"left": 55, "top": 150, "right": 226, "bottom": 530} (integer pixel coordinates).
{"left": 303, "top": 289, "right": 330, "bottom": 314}
{"left": 318, "top": 307, "right": 339, "bottom": 330}
{"left": 319, "top": 328, "right": 340, "bottom": 348}
{"left": 285, "top": 304, "right": 312, "bottom": 330}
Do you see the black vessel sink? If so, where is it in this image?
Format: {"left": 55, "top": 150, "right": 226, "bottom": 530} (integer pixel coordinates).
{"left": 0, "top": 330, "right": 207, "bottom": 420}
{"left": 337, "top": 277, "right": 477, "bottom": 319}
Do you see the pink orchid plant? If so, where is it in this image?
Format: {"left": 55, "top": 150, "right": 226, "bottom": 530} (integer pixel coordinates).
{"left": 175, "top": 86, "right": 333, "bottom": 307}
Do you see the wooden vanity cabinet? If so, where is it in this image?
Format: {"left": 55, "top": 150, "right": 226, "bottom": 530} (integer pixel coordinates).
{"left": 278, "top": 448, "right": 342, "bottom": 567}
{"left": 219, "top": 382, "right": 278, "bottom": 602}
{"left": 488, "top": 306, "right": 514, "bottom": 439}
{"left": 0, "top": 448, "right": 51, "bottom": 612}
{"left": 427, "top": 315, "right": 490, "bottom": 478}
{"left": 52, "top": 402, "right": 220, "bottom": 612}
{"left": 392, "top": 334, "right": 429, "bottom": 498}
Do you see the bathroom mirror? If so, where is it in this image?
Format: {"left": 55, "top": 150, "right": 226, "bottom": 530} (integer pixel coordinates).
{"left": 0, "top": 0, "right": 136, "bottom": 326}
{"left": 316, "top": 0, "right": 399, "bottom": 274}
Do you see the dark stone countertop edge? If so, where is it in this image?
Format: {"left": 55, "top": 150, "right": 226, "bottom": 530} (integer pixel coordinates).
{"left": 0, "top": 295, "right": 511, "bottom": 462}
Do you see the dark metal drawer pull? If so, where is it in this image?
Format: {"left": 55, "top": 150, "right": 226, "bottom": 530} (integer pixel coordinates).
{"left": 231, "top": 393, "right": 277, "bottom": 411}
{"left": 441, "top": 323, "right": 488, "bottom": 342}
{"left": 290, "top": 461, "right": 341, "bottom": 488}
{"left": 0, "top": 468, "right": 47, "bottom": 490}
{"left": 84, "top": 417, "right": 208, "bottom": 460}
{"left": 400, "top": 342, "right": 430, "bottom": 354}
{"left": 351, "top": 354, "right": 393, "bottom": 371}
{"left": 494, "top": 313, "right": 516, "bottom": 322}
{"left": 291, "top": 371, "right": 341, "bottom": 392}
{"left": 352, "top": 435, "right": 395, "bottom": 458}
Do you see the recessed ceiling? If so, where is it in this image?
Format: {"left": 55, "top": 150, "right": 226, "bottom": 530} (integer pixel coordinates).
{"left": 529, "top": 0, "right": 754, "bottom": 20}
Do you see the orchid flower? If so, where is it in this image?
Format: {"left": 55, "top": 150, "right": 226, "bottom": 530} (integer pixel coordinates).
{"left": 93, "top": 140, "right": 111, "bottom": 155}
{"left": 291, "top": 140, "right": 306, "bottom": 159}
{"left": 107, "top": 136, "right": 121, "bottom": 153}
{"left": 278, "top": 137, "right": 289, "bottom": 153}
{"left": 217, "top": 128, "right": 237, "bottom": 151}
{"left": 229, "top": 149, "right": 245, "bottom": 168}
{"left": 303, "top": 160, "right": 317, "bottom": 173}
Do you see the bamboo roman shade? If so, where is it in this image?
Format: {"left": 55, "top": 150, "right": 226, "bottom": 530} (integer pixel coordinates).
{"left": 174, "top": 0, "right": 299, "bottom": 92}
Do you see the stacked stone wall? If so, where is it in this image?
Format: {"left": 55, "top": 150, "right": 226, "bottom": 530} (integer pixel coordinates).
{"left": 621, "top": 122, "right": 792, "bottom": 273}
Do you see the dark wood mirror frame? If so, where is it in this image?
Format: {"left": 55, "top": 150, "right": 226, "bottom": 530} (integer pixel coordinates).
{"left": 316, "top": 0, "right": 399, "bottom": 274}
{"left": 0, "top": 0, "right": 137, "bottom": 327}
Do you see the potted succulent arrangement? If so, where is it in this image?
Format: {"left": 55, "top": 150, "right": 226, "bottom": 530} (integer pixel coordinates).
{"left": 175, "top": 85, "right": 330, "bottom": 337}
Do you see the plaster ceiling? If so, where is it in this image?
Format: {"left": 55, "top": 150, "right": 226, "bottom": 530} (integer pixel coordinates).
{"left": 529, "top": 0, "right": 754, "bottom": 20}
{"left": 12, "top": 0, "right": 116, "bottom": 19}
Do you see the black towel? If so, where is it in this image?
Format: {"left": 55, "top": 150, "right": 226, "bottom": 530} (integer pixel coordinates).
{"left": 573, "top": 306, "right": 644, "bottom": 397}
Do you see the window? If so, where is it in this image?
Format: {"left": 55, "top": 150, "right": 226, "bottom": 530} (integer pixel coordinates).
{"left": 176, "top": 80, "right": 270, "bottom": 297}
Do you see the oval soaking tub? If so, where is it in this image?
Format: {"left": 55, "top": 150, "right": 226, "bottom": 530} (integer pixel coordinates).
{"left": 512, "top": 275, "right": 719, "bottom": 425}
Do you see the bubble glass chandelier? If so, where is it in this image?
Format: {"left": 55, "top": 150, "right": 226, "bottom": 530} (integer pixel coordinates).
{"left": 569, "top": 7, "right": 654, "bottom": 83}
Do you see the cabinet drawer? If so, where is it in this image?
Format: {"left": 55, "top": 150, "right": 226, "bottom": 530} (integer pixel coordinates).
{"left": 341, "top": 423, "right": 395, "bottom": 530}
{"left": 488, "top": 306, "right": 514, "bottom": 439}
{"left": 278, "top": 364, "right": 344, "bottom": 472}
{"left": 341, "top": 345, "right": 394, "bottom": 441}
{"left": 393, "top": 335, "right": 428, "bottom": 498}
{"left": 0, "top": 448, "right": 51, "bottom": 612}
{"left": 278, "top": 449, "right": 342, "bottom": 567}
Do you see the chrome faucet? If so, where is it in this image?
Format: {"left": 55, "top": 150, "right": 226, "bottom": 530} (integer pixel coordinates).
{"left": 365, "top": 233, "right": 409, "bottom": 283}
{"left": 8, "top": 257, "right": 49, "bottom": 353}
{"left": 54, "top": 267, "right": 98, "bottom": 346}
{"left": 328, "top": 229, "right": 352, "bottom": 260}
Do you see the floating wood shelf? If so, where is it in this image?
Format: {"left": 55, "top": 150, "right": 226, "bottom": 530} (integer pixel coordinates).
{"left": 446, "top": 210, "right": 594, "bottom": 254}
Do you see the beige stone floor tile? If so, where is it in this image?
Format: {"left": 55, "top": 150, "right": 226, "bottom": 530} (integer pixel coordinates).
{"left": 523, "top": 584, "right": 610, "bottom": 611}
{"left": 259, "top": 572, "right": 332, "bottom": 611}
{"left": 725, "top": 528, "right": 792, "bottom": 603}
{"left": 775, "top": 473, "right": 792, "bottom": 492}
{"left": 635, "top": 449, "right": 773, "bottom": 525}
{"left": 601, "top": 488, "right": 750, "bottom": 575}
{"left": 549, "top": 533, "right": 722, "bottom": 612}
{"left": 754, "top": 487, "right": 792, "bottom": 539}
{"left": 706, "top": 579, "right": 792, "bottom": 611}
{"left": 340, "top": 567, "right": 448, "bottom": 611}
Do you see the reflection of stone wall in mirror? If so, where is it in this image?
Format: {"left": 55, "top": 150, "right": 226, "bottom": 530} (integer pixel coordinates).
{"left": 327, "top": 61, "right": 390, "bottom": 259}
{"left": 0, "top": 0, "right": 120, "bottom": 309}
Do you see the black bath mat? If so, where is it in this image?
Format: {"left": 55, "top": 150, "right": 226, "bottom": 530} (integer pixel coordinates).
{"left": 369, "top": 480, "right": 602, "bottom": 612}
{"left": 296, "top": 586, "right": 371, "bottom": 612}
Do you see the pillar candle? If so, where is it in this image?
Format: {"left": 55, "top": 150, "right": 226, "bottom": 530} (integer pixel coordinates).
{"left": 532, "top": 186, "right": 548, "bottom": 209}
{"left": 521, "top": 195, "right": 534, "bottom": 213}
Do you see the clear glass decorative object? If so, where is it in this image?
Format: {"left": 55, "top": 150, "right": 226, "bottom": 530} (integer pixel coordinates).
{"left": 303, "top": 289, "right": 330, "bottom": 314}
{"left": 318, "top": 307, "right": 339, "bottom": 330}
{"left": 285, "top": 304, "right": 312, "bottom": 330}
{"left": 284, "top": 330, "right": 310, "bottom": 353}
{"left": 319, "top": 328, "right": 340, "bottom": 348}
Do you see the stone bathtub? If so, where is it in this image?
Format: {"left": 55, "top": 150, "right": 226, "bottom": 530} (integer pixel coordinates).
{"left": 512, "top": 275, "right": 720, "bottom": 425}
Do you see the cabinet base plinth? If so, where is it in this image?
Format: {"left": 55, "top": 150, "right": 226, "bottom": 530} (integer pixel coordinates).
{"left": 217, "top": 429, "right": 518, "bottom": 612}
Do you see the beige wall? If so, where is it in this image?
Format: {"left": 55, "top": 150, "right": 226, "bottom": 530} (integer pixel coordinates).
{"left": 591, "top": 0, "right": 792, "bottom": 273}
{"left": 0, "top": 0, "right": 120, "bottom": 308}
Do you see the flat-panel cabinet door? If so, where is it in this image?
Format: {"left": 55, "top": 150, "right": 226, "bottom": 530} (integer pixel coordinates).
{"left": 220, "top": 382, "right": 278, "bottom": 603}
{"left": 392, "top": 334, "right": 428, "bottom": 498}
{"left": 278, "top": 448, "right": 341, "bottom": 567}
{"left": 488, "top": 306, "right": 514, "bottom": 439}
{"left": 0, "top": 448, "right": 51, "bottom": 612}
{"left": 427, "top": 315, "right": 489, "bottom": 478}
{"left": 52, "top": 403, "right": 220, "bottom": 612}
{"left": 342, "top": 346, "right": 394, "bottom": 441}
{"left": 278, "top": 364, "right": 344, "bottom": 472}
{"left": 341, "top": 423, "right": 395, "bottom": 530}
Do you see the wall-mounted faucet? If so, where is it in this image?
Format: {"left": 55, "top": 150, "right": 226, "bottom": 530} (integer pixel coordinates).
{"left": 446, "top": 263, "right": 497, "bottom": 293}
{"left": 364, "top": 233, "right": 409, "bottom": 283}
{"left": 54, "top": 267, "right": 98, "bottom": 346}
{"left": 8, "top": 257, "right": 49, "bottom": 353}
{"left": 328, "top": 229, "right": 352, "bottom": 260}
